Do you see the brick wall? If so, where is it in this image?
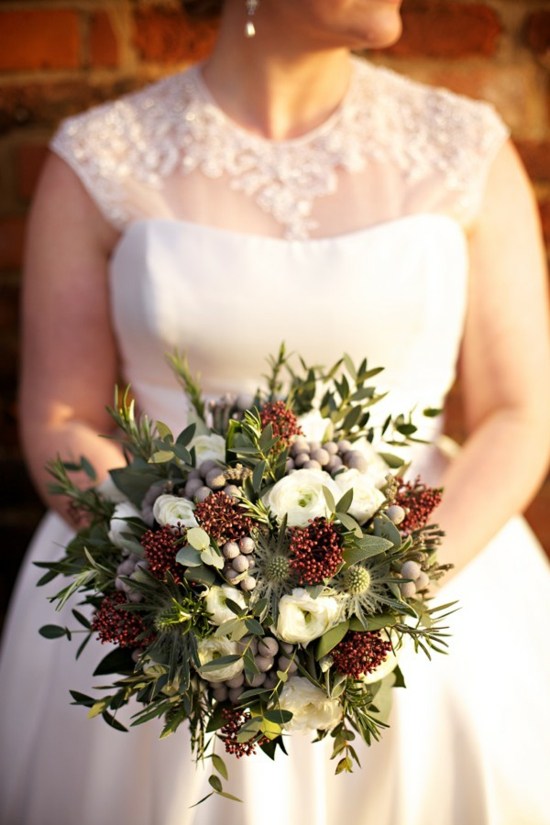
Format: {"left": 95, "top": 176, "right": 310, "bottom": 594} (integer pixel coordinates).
{"left": 0, "top": 0, "right": 549, "bottom": 620}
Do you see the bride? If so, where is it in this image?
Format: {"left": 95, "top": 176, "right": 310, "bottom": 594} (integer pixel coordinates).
{"left": 1, "top": 1, "right": 549, "bottom": 823}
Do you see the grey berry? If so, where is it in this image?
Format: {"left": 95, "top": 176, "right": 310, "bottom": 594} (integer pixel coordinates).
{"left": 223, "top": 484, "right": 240, "bottom": 498}
{"left": 310, "top": 448, "right": 330, "bottom": 466}
{"left": 206, "top": 468, "right": 226, "bottom": 490}
{"left": 323, "top": 441, "right": 338, "bottom": 455}
{"left": 291, "top": 437, "right": 310, "bottom": 457}
{"left": 303, "top": 459, "right": 322, "bottom": 470}
{"left": 294, "top": 452, "right": 310, "bottom": 469}
{"left": 401, "top": 560, "right": 422, "bottom": 580}
{"left": 415, "top": 571, "right": 430, "bottom": 590}
{"left": 386, "top": 504, "right": 406, "bottom": 525}
{"left": 223, "top": 541, "right": 240, "bottom": 559}
{"left": 258, "top": 637, "right": 279, "bottom": 658}
{"left": 286, "top": 458, "right": 295, "bottom": 472}
{"left": 278, "top": 655, "right": 297, "bottom": 673}
{"left": 254, "top": 655, "right": 274, "bottom": 672}
{"left": 337, "top": 439, "right": 352, "bottom": 454}
{"left": 232, "top": 555, "right": 249, "bottom": 573}
{"left": 343, "top": 451, "right": 368, "bottom": 472}
{"left": 229, "top": 687, "right": 243, "bottom": 704}
{"left": 326, "top": 455, "right": 343, "bottom": 473}
{"left": 241, "top": 576, "right": 256, "bottom": 591}
{"left": 184, "top": 477, "right": 203, "bottom": 498}
{"left": 225, "top": 673, "right": 245, "bottom": 688}
{"left": 247, "top": 672, "right": 266, "bottom": 687}
{"left": 400, "top": 581, "right": 417, "bottom": 599}
{"left": 239, "top": 537, "right": 255, "bottom": 554}
{"left": 199, "top": 459, "right": 218, "bottom": 479}
{"left": 195, "top": 486, "right": 212, "bottom": 503}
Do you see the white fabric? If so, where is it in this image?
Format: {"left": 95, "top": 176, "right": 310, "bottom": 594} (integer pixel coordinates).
{"left": 1, "top": 59, "right": 549, "bottom": 825}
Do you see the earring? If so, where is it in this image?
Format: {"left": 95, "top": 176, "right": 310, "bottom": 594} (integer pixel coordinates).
{"left": 245, "top": 0, "right": 258, "bottom": 37}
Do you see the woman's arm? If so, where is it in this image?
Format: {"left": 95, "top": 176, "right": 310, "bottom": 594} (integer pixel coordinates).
{"left": 19, "top": 153, "right": 125, "bottom": 518}
{"left": 435, "top": 140, "right": 550, "bottom": 575}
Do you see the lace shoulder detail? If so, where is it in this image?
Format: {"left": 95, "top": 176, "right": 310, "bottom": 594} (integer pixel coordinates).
{"left": 365, "top": 63, "right": 509, "bottom": 217}
{"left": 50, "top": 60, "right": 509, "bottom": 237}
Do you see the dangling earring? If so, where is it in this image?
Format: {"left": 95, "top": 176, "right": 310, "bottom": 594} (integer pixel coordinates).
{"left": 245, "top": 0, "right": 258, "bottom": 38}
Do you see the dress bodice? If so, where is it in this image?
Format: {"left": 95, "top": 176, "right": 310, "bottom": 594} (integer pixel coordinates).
{"left": 109, "top": 213, "right": 468, "bottom": 438}
{"left": 50, "top": 57, "right": 508, "bottom": 438}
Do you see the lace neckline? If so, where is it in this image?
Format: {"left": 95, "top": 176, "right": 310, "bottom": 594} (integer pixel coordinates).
{"left": 188, "top": 61, "right": 359, "bottom": 148}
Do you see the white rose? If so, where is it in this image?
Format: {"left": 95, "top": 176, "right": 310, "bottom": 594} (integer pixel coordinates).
{"left": 191, "top": 433, "right": 226, "bottom": 466}
{"left": 205, "top": 585, "right": 247, "bottom": 626}
{"left": 279, "top": 676, "right": 342, "bottom": 732}
{"left": 108, "top": 501, "right": 142, "bottom": 549}
{"left": 276, "top": 588, "right": 340, "bottom": 645}
{"left": 153, "top": 494, "right": 198, "bottom": 529}
{"left": 263, "top": 469, "right": 340, "bottom": 528}
{"left": 351, "top": 437, "right": 390, "bottom": 488}
{"left": 197, "top": 638, "right": 243, "bottom": 682}
{"left": 334, "top": 469, "right": 386, "bottom": 524}
{"left": 296, "top": 410, "right": 333, "bottom": 443}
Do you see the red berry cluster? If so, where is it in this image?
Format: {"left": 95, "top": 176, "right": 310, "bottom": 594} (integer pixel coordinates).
{"left": 194, "top": 491, "right": 253, "bottom": 544}
{"left": 260, "top": 401, "right": 302, "bottom": 451}
{"left": 396, "top": 478, "right": 442, "bottom": 532}
{"left": 141, "top": 525, "right": 184, "bottom": 584}
{"left": 332, "top": 631, "right": 393, "bottom": 680}
{"left": 220, "top": 707, "right": 268, "bottom": 758}
{"left": 92, "top": 591, "right": 148, "bottom": 648}
{"left": 289, "top": 517, "right": 343, "bottom": 584}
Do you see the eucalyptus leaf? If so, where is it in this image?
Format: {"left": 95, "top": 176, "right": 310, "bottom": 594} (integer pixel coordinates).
{"left": 148, "top": 450, "right": 175, "bottom": 464}
{"left": 175, "top": 545, "right": 202, "bottom": 567}
{"left": 316, "top": 620, "right": 349, "bottom": 660}
{"left": 39, "top": 624, "right": 69, "bottom": 639}
{"left": 200, "top": 654, "right": 241, "bottom": 672}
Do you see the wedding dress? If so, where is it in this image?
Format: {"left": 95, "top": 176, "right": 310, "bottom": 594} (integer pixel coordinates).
{"left": 1, "top": 58, "right": 549, "bottom": 825}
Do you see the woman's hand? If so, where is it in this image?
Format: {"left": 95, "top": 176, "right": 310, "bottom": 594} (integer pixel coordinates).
{"left": 19, "top": 153, "right": 124, "bottom": 519}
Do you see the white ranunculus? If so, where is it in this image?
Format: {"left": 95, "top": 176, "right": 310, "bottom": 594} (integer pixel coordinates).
{"left": 351, "top": 437, "right": 390, "bottom": 488}
{"left": 197, "top": 638, "right": 243, "bottom": 682}
{"left": 276, "top": 588, "right": 340, "bottom": 645}
{"left": 191, "top": 433, "right": 226, "bottom": 466}
{"left": 296, "top": 410, "right": 333, "bottom": 443}
{"left": 153, "top": 494, "right": 198, "bottom": 529}
{"left": 205, "top": 585, "right": 247, "bottom": 626}
{"left": 334, "top": 469, "right": 386, "bottom": 524}
{"left": 279, "top": 676, "right": 342, "bottom": 732}
{"left": 108, "top": 501, "right": 142, "bottom": 548}
{"left": 263, "top": 469, "right": 340, "bottom": 528}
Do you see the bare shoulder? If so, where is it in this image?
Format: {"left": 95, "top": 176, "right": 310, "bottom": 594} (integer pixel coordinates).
{"left": 28, "top": 151, "right": 120, "bottom": 258}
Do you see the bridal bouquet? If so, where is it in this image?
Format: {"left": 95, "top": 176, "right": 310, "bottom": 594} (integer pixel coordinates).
{"left": 38, "top": 347, "right": 453, "bottom": 803}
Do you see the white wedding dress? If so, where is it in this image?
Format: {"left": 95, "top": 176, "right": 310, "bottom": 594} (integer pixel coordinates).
{"left": 1, "top": 58, "right": 549, "bottom": 825}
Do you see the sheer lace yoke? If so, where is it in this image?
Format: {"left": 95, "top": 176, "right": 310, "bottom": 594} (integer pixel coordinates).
{"left": 51, "top": 59, "right": 508, "bottom": 240}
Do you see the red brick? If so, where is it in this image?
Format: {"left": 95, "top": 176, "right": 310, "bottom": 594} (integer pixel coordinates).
{"left": 0, "top": 10, "right": 80, "bottom": 71}
{"left": 0, "top": 217, "right": 26, "bottom": 272}
{"left": 16, "top": 143, "right": 49, "bottom": 201}
{"left": 387, "top": 1, "right": 502, "bottom": 59}
{"left": 524, "top": 10, "right": 550, "bottom": 57}
{"left": 0, "top": 80, "right": 140, "bottom": 134}
{"left": 133, "top": 8, "right": 217, "bottom": 64}
{"left": 515, "top": 140, "right": 550, "bottom": 183}
{"left": 539, "top": 199, "right": 550, "bottom": 248}
{"left": 525, "top": 478, "right": 550, "bottom": 556}
{"left": 90, "top": 11, "right": 119, "bottom": 69}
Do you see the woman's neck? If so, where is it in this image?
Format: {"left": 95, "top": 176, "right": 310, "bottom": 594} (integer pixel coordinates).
{"left": 202, "top": 6, "right": 353, "bottom": 141}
